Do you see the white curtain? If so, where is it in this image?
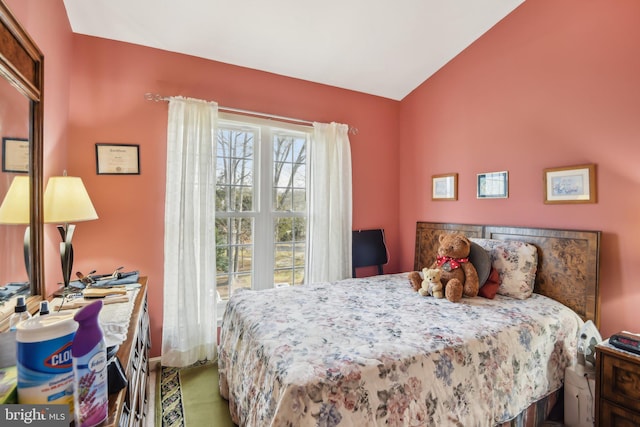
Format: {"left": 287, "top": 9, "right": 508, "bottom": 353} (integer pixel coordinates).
{"left": 161, "top": 97, "right": 218, "bottom": 367}
{"left": 306, "top": 122, "right": 353, "bottom": 283}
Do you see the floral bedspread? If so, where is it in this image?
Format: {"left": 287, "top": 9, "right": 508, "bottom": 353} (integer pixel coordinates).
{"left": 218, "top": 273, "right": 583, "bottom": 427}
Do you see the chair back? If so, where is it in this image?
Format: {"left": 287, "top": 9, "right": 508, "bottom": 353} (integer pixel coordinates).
{"left": 352, "top": 229, "right": 388, "bottom": 277}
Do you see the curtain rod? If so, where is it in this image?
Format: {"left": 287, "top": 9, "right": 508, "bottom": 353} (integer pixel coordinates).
{"left": 144, "top": 92, "right": 358, "bottom": 135}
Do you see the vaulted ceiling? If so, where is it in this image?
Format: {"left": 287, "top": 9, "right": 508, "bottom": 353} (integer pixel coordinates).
{"left": 63, "top": 0, "right": 524, "bottom": 100}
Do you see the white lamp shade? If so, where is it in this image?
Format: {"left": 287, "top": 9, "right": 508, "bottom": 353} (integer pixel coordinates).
{"left": 44, "top": 176, "right": 98, "bottom": 223}
{"left": 0, "top": 176, "right": 30, "bottom": 224}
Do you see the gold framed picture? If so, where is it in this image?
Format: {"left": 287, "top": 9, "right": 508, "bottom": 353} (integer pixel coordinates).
{"left": 543, "top": 164, "right": 596, "bottom": 204}
{"left": 432, "top": 173, "right": 458, "bottom": 201}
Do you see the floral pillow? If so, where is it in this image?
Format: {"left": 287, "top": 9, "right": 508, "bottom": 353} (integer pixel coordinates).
{"left": 470, "top": 238, "right": 538, "bottom": 299}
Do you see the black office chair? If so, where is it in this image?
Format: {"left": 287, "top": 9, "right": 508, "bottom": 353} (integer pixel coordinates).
{"left": 352, "top": 229, "right": 388, "bottom": 277}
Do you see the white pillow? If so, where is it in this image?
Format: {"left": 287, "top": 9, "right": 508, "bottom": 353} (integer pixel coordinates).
{"left": 470, "top": 238, "right": 538, "bottom": 299}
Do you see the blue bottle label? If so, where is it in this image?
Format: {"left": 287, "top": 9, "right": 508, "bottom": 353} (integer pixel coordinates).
{"left": 73, "top": 343, "right": 108, "bottom": 427}
{"left": 17, "top": 332, "right": 75, "bottom": 408}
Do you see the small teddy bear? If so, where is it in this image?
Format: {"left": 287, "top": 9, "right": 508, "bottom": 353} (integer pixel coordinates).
{"left": 419, "top": 268, "right": 444, "bottom": 298}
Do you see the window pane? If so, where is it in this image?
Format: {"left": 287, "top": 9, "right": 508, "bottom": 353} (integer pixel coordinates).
{"left": 274, "top": 187, "right": 292, "bottom": 212}
{"left": 292, "top": 189, "right": 305, "bottom": 211}
{"left": 273, "top": 161, "right": 291, "bottom": 188}
{"left": 215, "top": 185, "right": 228, "bottom": 211}
{"left": 233, "top": 245, "right": 253, "bottom": 273}
{"left": 216, "top": 247, "right": 229, "bottom": 274}
{"left": 233, "top": 274, "right": 252, "bottom": 293}
{"left": 274, "top": 269, "right": 293, "bottom": 287}
{"left": 274, "top": 135, "right": 292, "bottom": 162}
{"left": 217, "top": 273, "right": 252, "bottom": 302}
{"left": 293, "top": 164, "right": 305, "bottom": 188}
{"left": 233, "top": 159, "right": 253, "bottom": 186}
{"left": 293, "top": 217, "right": 306, "bottom": 241}
{"left": 229, "top": 186, "right": 252, "bottom": 212}
{"left": 216, "top": 217, "right": 253, "bottom": 300}
{"left": 217, "top": 126, "right": 255, "bottom": 212}
{"left": 273, "top": 134, "right": 306, "bottom": 212}
{"left": 274, "top": 243, "right": 293, "bottom": 268}
{"left": 294, "top": 242, "right": 305, "bottom": 268}
{"left": 216, "top": 274, "right": 230, "bottom": 301}
{"left": 273, "top": 214, "right": 305, "bottom": 287}
{"left": 293, "top": 269, "right": 304, "bottom": 285}
{"left": 274, "top": 218, "right": 292, "bottom": 242}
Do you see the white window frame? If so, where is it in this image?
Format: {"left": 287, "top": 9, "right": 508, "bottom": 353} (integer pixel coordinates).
{"left": 215, "top": 113, "right": 311, "bottom": 317}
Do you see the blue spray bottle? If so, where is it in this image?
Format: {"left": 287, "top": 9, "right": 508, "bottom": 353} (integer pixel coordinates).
{"left": 72, "top": 300, "right": 108, "bottom": 427}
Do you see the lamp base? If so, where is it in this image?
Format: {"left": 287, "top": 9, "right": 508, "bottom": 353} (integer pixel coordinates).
{"left": 57, "top": 224, "right": 75, "bottom": 291}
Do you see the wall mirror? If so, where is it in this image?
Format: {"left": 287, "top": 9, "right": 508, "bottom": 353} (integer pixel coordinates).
{"left": 0, "top": 0, "right": 44, "bottom": 329}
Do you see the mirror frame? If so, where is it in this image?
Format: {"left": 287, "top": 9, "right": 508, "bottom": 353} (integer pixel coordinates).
{"left": 0, "top": 0, "right": 44, "bottom": 320}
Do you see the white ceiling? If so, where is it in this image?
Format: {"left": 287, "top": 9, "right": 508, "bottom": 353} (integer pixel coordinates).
{"left": 62, "top": 0, "right": 524, "bottom": 101}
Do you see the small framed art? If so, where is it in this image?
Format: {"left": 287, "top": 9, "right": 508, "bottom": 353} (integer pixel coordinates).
{"left": 2, "top": 137, "right": 29, "bottom": 173}
{"left": 96, "top": 143, "right": 140, "bottom": 175}
{"left": 432, "top": 173, "right": 458, "bottom": 201}
{"left": 477, "top": 171, "right": 508, "bottom": 199}
{"left": 543, "top": 164, "right": 596, "bottom": 204}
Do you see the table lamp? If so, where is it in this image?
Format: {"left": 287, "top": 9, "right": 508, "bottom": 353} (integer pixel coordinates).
{"left": 44, "top": 175, "right": 98, "bottom": 291}
{"left": 0, "top": 176, "right": 31, "bottom": 282}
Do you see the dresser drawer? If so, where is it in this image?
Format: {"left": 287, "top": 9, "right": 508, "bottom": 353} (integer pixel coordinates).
{"left": 600, "top": 351, "right": 640, "bottom": 409}
{"left": 599, "top": 399, "right": 640, "bottom": 427}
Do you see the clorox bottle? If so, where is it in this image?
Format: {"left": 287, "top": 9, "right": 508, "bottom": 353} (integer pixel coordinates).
{"left": 72, "top": 300, "right": 108, "bottom": 427}
{"left": 16, "top": 311, "right": 77, "bottom": 412}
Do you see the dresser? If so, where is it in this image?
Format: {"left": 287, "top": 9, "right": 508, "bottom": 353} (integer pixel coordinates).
{"left": 104, "top": 277, "right": 150, "bottom": 427}
{"left": 594, "top": 342, "right": 640, "bottom": 426}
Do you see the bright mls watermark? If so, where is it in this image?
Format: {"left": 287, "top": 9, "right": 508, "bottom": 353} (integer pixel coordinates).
{"left": 1, "top": 404, "right": 69, "bottom": 426}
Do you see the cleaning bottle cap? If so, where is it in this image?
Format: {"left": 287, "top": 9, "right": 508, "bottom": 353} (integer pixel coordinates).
{"left": 71, "top": 300, "right": 104, "bottom": 357}
{"left": 39, "top": 301, "right": 50, "bottom": 315}
{"left": 15, "top": 296, "right": 27, "bottom": 312}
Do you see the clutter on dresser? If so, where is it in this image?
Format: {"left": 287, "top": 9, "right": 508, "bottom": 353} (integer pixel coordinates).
{"left": 0, "top": 277, "right": 148, "bottom": 427}
{"left": 50, "top": 285, "right": 139, "bottom": 349}
{"left": 74, "top": 267, "right": 139, "bottom": 289}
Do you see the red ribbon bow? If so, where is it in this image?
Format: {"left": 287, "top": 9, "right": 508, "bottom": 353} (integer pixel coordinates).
{"left": 436, "top": 255, "right": 469, "bottom": 270}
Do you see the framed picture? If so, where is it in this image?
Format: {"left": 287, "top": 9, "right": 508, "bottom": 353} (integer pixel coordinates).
{"left": 2, "top": 137, "right": 29, "bottom": 173}
{"left": 96, "top": 143, "right": 140, "bottom": 175}
{"left": 432, "top": 173, "right": 458, "bottom": 201}
{"left": 543, "top": 164, "right": 596, "bottom": 204}
{"left": 477, "top": 171, "right": 508, "bottom": 199}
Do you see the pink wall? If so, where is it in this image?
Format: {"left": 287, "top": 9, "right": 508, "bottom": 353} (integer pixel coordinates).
{"left": 64, "top": 36, "right": 399, "bottom": 356}
{"left": 399, "top": 0, "right": 640, "bottom": 339}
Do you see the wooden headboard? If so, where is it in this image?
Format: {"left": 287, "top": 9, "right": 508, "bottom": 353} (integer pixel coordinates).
{"left": 414, "top": 222, "right": 601, "bottom": 327}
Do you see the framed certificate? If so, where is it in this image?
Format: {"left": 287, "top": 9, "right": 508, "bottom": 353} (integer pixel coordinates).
{"left": 2, "top": 137, "right": 29, "bottom": 173}
{"left": 96, "top": 143, "right": 140, "bottom": 175}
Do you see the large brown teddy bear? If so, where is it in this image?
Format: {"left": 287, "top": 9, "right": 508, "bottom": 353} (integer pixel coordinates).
{"left": 409, "top": 233, "right": 480, "bottom": 302}
{"left": 432, "top": 232, "right": 479, "bottom": 302}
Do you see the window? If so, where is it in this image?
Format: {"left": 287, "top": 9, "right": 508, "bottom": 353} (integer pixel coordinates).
{"left": 215, "top": 114, "right": 310, "bottom": 306}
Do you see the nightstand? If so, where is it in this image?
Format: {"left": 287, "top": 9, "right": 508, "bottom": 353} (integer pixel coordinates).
{"left": 594, "top": 341, "right": 640, "bottom": 426}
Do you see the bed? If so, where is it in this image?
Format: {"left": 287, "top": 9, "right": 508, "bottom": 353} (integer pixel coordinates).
{"left": 218, "top": 222, "right": 601, "bottom": 426}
